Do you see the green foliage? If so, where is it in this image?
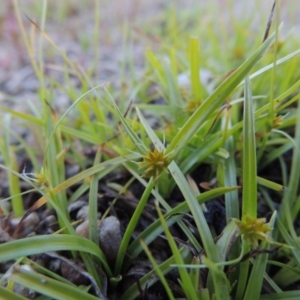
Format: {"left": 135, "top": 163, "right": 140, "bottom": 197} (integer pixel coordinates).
{"left": 0, "top": 1, "right": 300, "bottom": 299}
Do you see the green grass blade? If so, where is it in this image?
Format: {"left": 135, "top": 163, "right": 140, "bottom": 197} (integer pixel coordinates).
{"left": 260, "top": 290, "right": 300, "bottom": 300}
{"left": 189, "top": 36, "right": 202, "bottom": 102}
{"left": 9, "top": 265, "right": 101, "bottom": 300}
{"left": 114, "top": 177, "right": 155, "bottom": 276}
{"left": 222, "top": 118, "right": 239, "bottom": 221}
{"left": 120, "top": 248, "right": 190, "bottom": 300}
{"left": 203, "top": 256, "right": 230, "bottom": 300}
{"left": 241, "top": 75, "right": 257, "bottom": 219}
{"left": 279, "top": 99, "right": 300, "bottom": 228}
{"left": 128, "top": 186, "right": 239, "bottom": 258}
{"left": 236, "top": 75, "right": 257, "bottom": 299}
{"left": 0, "top": 285, "right": 28, "bottom": 300}
{"left": 0, "top": 116, "right": 24, "bottom": 217}
{"left": 0, "top": 234, "right": 112, "bottom": 278}
{"left": 105, "top": 87, "right": 146, "bottom": 155}
{"left": 88, "top": 146, "right": 102, "bottom": 246}
{"left": 155, "top": 201, "right": 199, "bottom": 300}
{"left": 44, "top": 83, "right": 105, "bottom": 159}
{"left": 247, "top": 48, "right": 300, "bottom": 84}
{"left": 168, "top": 161, "right": 220, "bottom": 262}
{"left": 140, "top": 240, "right": 176, "bottom": 300}
{"left": 243, "top": 212, "right": 277, "bottom": 300}
{"left": 165, "top": 30, "right": 276, "bottom": 157}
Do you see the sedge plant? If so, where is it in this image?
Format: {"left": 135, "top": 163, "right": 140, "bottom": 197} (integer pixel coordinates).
{"left": 0, "top": 1, "right": 300, "bottom": 299}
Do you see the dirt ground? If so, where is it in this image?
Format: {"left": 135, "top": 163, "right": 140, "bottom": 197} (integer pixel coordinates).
{"left": 0, "top": 0, "right": 299, "bottom": 111}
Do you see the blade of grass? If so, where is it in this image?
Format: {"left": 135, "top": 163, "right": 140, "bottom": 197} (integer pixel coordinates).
{"left": 189, "top": 36, "right": 202, "bottom": 102}
{"left": 169, "top": 161, "right": 219, "bottom": 261}
{"left": 189, "top": 256, "right": 201, "bottom": 297}
{"left": 0, "top": 234, "right": 112, "bottom": 278}
{"left": 120, "top": 247, "right": 190, "bottom": 300}
{"left": 140, "top": 240, "right": 176, "bottom": 300}
{"left": 155, "top": 201, "right": 199, "bottom": 299}
{"left": 278, "top": 98, "right": 300, "bottom": 241}
{"left": 105, "top": 88, "right": 146, "bottom": 155}
{"left": 114, "top": 177, "right": 155, "bottom": 276}
{"left": 44, "top": 83, "right": 106, "bottom": 158}
{"left": 222, "top": 116, "right": 239, "bottom": 221}
{"left": 0, "top": 115, "right": 24, "bottom": 217}
{"left": 243, "top": 212, "right": 277, "bottom": 300}
{"left": 246, "top": 48, "right": 300, "bottom": 84}
{"left": 202, "top": 256, "right": 230, "bottom": 300}
{"left": 123, "top": 161, "right": 202, "bottom": 254}
{"left": 165, "top": 30, "right": 277, "bottom": 157}
{"left": 0, "top": 285, "right": 28, "bottom": 300}
{"left": 9, "top": 265, "right": 101, "bottom": 300}
{"left": 167, "top": 160, "right": 231, "bottom": 298}
{"left": 88, "top": 146, "right": 102, "bottom": 246}
{"left": 235, "top": 75, "right": 257, "bottom": 299}
{"left": 127, "top": 186, "right": 239, "bottom": 258}
{"left": 260, "top": 291, "right": 300, "bottom": 300}
{"left": 241, "top": 75, "right": 257, "bottom": 220}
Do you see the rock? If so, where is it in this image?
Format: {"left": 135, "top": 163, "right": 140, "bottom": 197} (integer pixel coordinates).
{"left": 76, "top": 205, "right": 89, "bottom": 221}
{"left": 76, "top": 216, "right": 122, "bottom": 264}
{"left": 98, "top": 216, "right": 121, "bottom": 264}
{"left": 75, "top": 219, "right": 90, "bottom": 239}
{"left": 10, "top": 212, "right": 40, "bottom": 238}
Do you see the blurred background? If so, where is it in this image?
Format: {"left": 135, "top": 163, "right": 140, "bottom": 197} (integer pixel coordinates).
{"left": 0, "top": 0, "right": 299, "bottom": 111}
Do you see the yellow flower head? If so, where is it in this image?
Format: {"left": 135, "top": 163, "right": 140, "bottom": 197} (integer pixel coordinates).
{"left": 22, "top": 167, "right": 48, "bottom": 188}
{"left": 273, "top": 115, "right": 283, "bottom": 128}
{"left": 234, "top": 215, "right": 273, "bottom": 248}
{"left": 138, "top": 147, "right": 172, "bottom": 179}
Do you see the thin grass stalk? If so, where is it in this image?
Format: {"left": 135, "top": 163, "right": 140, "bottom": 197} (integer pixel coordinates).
{"left": 279, "top": 98, "right": 300, "bottom": 234}
{"left": 8, "top": 147, "right": 23, "bottom": 217}
{"left": 241, "top": 76, "right": 257, "bottom": 219}
{"left": 127, "top": 184, "right": 238, "bottom": 259}
{"left": 155, "top": 201, "right": 199, "bottom": 299}
{"left": 123, "top": 161, "right": 202, "bottom": 255}
{"left": 120, "top": 248, "right": 190, "bottom": 300}
{"left": 92, "top": 0, "right": 100, "bottom": 79}
{"left": 12, "top": 0, "right": 41, "bottom": 84}
{"left": 0, "top": 286, "right": 28, "bottom": 300}
{"left": 169, "top": 161, "right": 219, "bottom": 261}
{"left": 38, "top": 0, "right": 47, "bottom": 107}
{"left": 220, "top": 114, "right": 240, "bottom": 285}
{"left": 88, "top": 146, "right": 102, "bottom": 246}
{"left": 243, "top": 212, "right": 277, "bottom": 300}
{"left": 235, "top": 75, "right": 257, "bottom": 299}
{"left": 140, "top": 240, "right": 176, "bottom": 300}
{"left": 0, "top": 116, "right": 24, "bottom": 217}
{"left": 203, "top": 256, "right": 230, "bottom": 300}
{"left": 222, "top": 114, "right": 239, "bottom": 221}
{"left": 268, "top": 2, "right": 279, "bottom": 128}
{"left": 114, "top": 178, "right": 155, "bottom": 276}
{"left": 165, "top": 31, "right": 276, "bottom": 158}
{"left": 9, "top": 266, "right": 101, "bottom": 300}
{"left": 189, "top": 37, "right": 202, "bottom": 102}
{"left": 189, "top": 256, "right": 201, "bottom": 296}
{"left": 257, "top": 15, "right": 280, "bottom": 162}
{"left": 44, "top": 105, "right": 68, "bottom": 225}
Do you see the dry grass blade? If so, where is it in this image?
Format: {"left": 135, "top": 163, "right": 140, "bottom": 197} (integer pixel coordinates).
{"left": 263, "top": 1, "right": 276, "bottom": 42}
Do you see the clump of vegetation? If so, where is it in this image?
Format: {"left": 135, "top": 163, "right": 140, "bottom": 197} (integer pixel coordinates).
{"left": 0, "top": 1, "right": 300, "bottom": 299}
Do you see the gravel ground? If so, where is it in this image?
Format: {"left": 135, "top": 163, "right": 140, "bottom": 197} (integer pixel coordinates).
{"left": 0, "top": 0, "right": 299, "bottom": 108}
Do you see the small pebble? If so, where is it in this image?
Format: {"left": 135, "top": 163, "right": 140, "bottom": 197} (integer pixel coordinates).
{"left": 98, "top": 216, "right": 121, "bottom": 264}
{"left": 76, "top": 205, "right": 89, "bottom": 221}
{"left": 76, "top": 216, "right": 122, "bottom": 264}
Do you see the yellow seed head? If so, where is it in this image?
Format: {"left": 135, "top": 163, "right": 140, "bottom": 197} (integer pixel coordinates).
{"left": 234, "top": 215, "right": 273, "bottom": 248}
{"left": 138, "top": 148, "right": 171, "bottom": 179}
